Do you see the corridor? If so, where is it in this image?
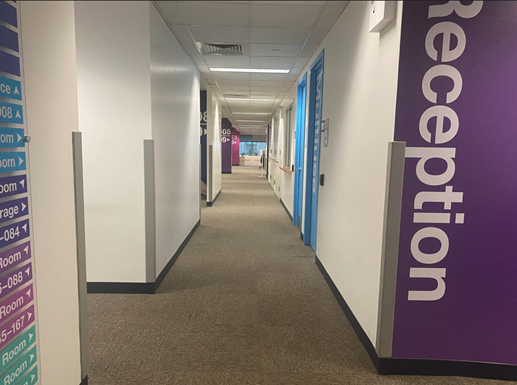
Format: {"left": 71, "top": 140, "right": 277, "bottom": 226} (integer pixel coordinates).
{"left": 87, "top": 167, "right": 502, "bottom": 385}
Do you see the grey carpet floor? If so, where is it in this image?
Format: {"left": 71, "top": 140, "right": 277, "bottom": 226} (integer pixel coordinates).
{"left": 88, "top": 166, "right": 504, "bottom": 384}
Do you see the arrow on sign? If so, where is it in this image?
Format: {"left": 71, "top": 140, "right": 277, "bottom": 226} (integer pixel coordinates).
{"left": 27, "top": 312, "right": 32, "bottom": 321}
{"left": 23, "top": 245, "right": 28, "bottom": 255}
{"left": 13, "top": 87, "right": 19, "bottom": 95}
{"left": 18, "top": 157, "right": 23, "bottom": 166}
{"left": 29, "top": 333, "right": 33, "bottom": 342}
{"left": 21, "top": 202, "right": 26, "bottom": 212}
{"left": 16, "top": 134, "right": 21, "bottom": 143}
{"left": 22, "top": 223, "right": 27, "bottom": 232}
{"left": 15, "top": 111, "right": 20, "bottom": 119}
{"left": 30, "top": 354, "right": 34, "bottom": 362}
{"left": 25, "top": 267, "right": 30, "bottom": 276}
{"left": 31, "top": 374, "right": 35, "bottom": 383}
{"left": 19, "top": 179, "right": 24, "bottom": 188}
{"left": 26, "top": 288, "right": 31, "bottom": 298}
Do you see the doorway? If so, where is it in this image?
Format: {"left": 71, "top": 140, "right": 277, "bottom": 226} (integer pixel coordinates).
{"left": 293, "top": 74, "right": 307, "bottom": 230}
{"left": 303, "top": 50, "right": 324, "bottom": 251}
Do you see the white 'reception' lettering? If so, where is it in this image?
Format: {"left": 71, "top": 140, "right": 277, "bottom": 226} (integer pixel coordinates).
{"left": 407, "top": 1, "right": 483, "bottom": 301}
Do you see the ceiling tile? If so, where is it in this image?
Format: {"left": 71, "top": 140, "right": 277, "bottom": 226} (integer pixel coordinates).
{"left": 204, "top": 55, "right": 251, "bottom": 66}
{"left": 189, "top": 26, "right": 250, "bottom": 43}
{"left": 250, "top": 74, "right": 289, "bottom": 81}
{"left": 295, "top": 57, "right": 310, "bottom": 67}
{"left": 177, "top": 2, "right": 249, "bottom": 26}
{"left": 250, "top": 56, "right": 296, "bottom": 67}
{"left": 170, "top": 24, "right": 193, "bottom": 41}
{"left": 290, "top": 67, "right": 304, "bottom": 75}
{"left": 317, "top": 4, "right": 348, "bottom": 28}
{"left": 250, "top": 85, "right": 282, "bottom": 91}
{"left": 251, "top": 80, "right": 285, "bottom": 87}
{"left": 307, "top": 28, "right": 330, "bottom": 45}
{"left": 213, "top": 73, "right": 251, "bottom": 80}
{"left": 251, "top": 27, "right": 311, "bottom": 44}
{"left": 155, "top": 2, "right": 184, "bottom": 24}
{"left": 288, "top": 74, "right": 302, "bottom": 81}
{"left": 250, "top": 44, "right": 302, "bottom": 57}
{"left": 251, "top": 4, "right": 322, "bottom": 28}
{"left": 299, "top": 44, "right": 319, "bottom": 58}
{"left": 215, "top": 80, "right": 250, "bottom": 86}
{"left": 219, "top": 86, "right": 251, "bottom": 91}
{"left": 282, "top": 84, "right": 294, "bottom": 92}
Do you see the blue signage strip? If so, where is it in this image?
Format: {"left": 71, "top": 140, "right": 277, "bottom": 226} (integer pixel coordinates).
{"left": 0, "top": 197, "right": 28, "bottom": 224}
{"left": 0, "top": 175, "right": 26, "bottom": 198}
{"left": 0, "top": 219, "right": 29, "bottom": 249}
{"left": 0, "top": 76, "right": 21, "bottom": 101}
{"left": 0, "top": 128, "right": 24, "bottom": 148}
{"left": 0, "top": 51, "right": 19, "bottom": 77}
{"left": 0, "top": 3, "right": 17, "bottom": 28}
{"left": 0, "top": 152, "right": 25, "bottom": 173}
{"left": 0, "top": 101, "right": 22, "bottom": 124}
{"left": 0, "top": 25, "right": 18, "bottom": 53}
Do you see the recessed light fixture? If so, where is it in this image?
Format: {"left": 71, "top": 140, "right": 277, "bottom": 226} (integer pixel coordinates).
{"left": 211, "top": 68, "right": 289, "bottom": 74}
{"left": 225, "top": 98, "right": 274, "bottom": 102}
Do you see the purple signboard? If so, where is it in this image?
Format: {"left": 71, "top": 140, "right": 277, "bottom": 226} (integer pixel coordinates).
{"left": 0, "top": 241, "right": 30, "bottom": 275}
{"left": 0, "top": 263, "right": 32, "bottom": 301}
{"left": 0, "top": 283, "right": 33, "bottom": 323}
{"left": 0, "top": 304, "right": 35, "bottom": 351}
{"left": 0, "top": 219, "right": 29, "bottom": 250}
{"left": 392, "top": 1, "right": 517, "bottom": 365}
{"left": 221, "top": 118, "right": 232, "bottom": 173}
{"left": 0, "top": 175, "right": 26, "bottom": 199}
{"left": 0, "top": 197, "right": 28, "bottom": 224}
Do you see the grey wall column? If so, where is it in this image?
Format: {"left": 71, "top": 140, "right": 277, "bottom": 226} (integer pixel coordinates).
{"left": 376, "top": 141, "right": 405, "bottom": 358}
{"left": 72, "top": 131, "right": 89, "bottom": 379}
{"left": 208, "top": 144, "right": 213, "bottom": 203}
{"left": 144, "top": 140, "right": 156, "bottom": 283}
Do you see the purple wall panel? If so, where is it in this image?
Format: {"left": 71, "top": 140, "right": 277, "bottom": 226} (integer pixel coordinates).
{"left": 221, "top": 118, "right": 232, "bottom": 173}
{"left": 231, "top": 128, "right": 240, "bottom": 165}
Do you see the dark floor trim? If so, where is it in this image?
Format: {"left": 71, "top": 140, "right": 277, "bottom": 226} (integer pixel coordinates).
{"left": 222, "top": 171, "right": 232, "bottom": 174}
{"left": 87, "top": 220, "right": 201, "bottom": 295}
{"left": 280, "top": 198, "right": 293, "bottom": 222}
{"left": 207, "top": 189, "right": 221, "bottom": 207}
{"left": 153, "top": 219, "right": 200, "bottom": 291}
{"left": 315, "top": 256, "right": 517, "bottom": 381}
{"left": 80, "top": 375, "right": 88, "bottom": 385}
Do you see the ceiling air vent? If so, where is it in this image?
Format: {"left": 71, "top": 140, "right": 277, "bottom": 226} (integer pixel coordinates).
{"left": 223, "top": 94, "right": 248, "bottom": 99}
{"left": 198, "top": 43, "right": 243, "bottom": 56}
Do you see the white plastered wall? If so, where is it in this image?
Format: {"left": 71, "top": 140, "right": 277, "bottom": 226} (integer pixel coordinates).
{"left": 278, "top": 1, "right": 403, "bottom": 346}
{"left": 206, "top": 89, "right": 222, "bottom": 201}
{"left": 150, "top": 4, "right": 200, "bottom": 276}
{"left": 20, "top": 2, "right": 82, "bottom": 384}
{"left": 75, "top": 1, "right": 152, "bottom": 283}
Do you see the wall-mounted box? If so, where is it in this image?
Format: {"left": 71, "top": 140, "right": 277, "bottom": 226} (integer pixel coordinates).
{"left": 369, "top": 1, "right": 396, "bottom": 33}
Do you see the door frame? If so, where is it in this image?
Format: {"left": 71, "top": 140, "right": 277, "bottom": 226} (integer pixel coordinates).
{"left": 303, "top": 49, "right": 325, "bottom": 249}
{"left": 293, "top": 73, "right": 307, "bottom": 228}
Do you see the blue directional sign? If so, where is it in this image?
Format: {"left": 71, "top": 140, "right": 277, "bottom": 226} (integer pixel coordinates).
{"left": 0, "top": 3, "right": 17, "bottom": 28}
{"left": 0, "top": 51, "right": 19, "bottom": 77}
{"left": 0, "top": 24, "right": 18, "bottom": 53}
{"left": 0, "top": 76, "right": 21, "bottom": 101}
{"left": 0, "top": 152, "right": 25, "bottom": 173}
{"left": 0, "top": 175, "right": 26, "bottom": 198}
{"left": 0, "top": 197, "right": 28, "bottom": 224}
{"left": 0, "top": 128, "right": 23, "bottom": 148}
{"left": 0, "top": 101, "right": 22, "bottom": 124}
{"left": 0, "top": 219, "right": 29, "bottom": 249}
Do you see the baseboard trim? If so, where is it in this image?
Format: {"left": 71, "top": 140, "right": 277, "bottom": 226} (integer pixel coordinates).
{"left": 315, "top": 256, "right": 517, "bottom": 381}
{"left": 87, "top": 220, "right": 201, "bottom": 294}
{"left": 207, "top": 189, "right": 221, "bottom": 207}
{"left": 222, "top": 171, "right": 232, "bottom": 174}
{"left": 279, "top": 198, "right": 293, "bottom": 222}
{"left": 80, "top": 375, "right": 88, "bottom": 385}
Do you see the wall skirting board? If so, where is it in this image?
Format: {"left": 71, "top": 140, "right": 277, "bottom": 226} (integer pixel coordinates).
{"left": 80, "top": 376, "right": 88, "bottom": 385}
{"left": 87, "top": 220, "right": 200, "bottom": 294}
{"left": 207, "top": 189, "right": 221, "bottom": 207}
{"left": 280, "top": 199, "right": 293, "bottom": 222}
{"left": 315, "top": 256, "right": 517, "bottom": 382}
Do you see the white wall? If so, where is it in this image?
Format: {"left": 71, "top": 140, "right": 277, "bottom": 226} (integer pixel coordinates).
{"left": 75, "top": 1, "right": 152, "bottom": 283}
{"left": 276, "top": 1, "right": 403, "bottom": 346}
{"left": 21, "top": 2, "right": 83, "bottom": 384}
{"left": 150, "top": 4, "right": 200, "bottom": 276}
{"left": 206, "top": 89, "right": 222, "bottom": 201}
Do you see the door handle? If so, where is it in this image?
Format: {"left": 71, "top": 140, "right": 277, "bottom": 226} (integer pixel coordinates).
{"left": 296, "top": 168, "right": 302, "bottom": 172}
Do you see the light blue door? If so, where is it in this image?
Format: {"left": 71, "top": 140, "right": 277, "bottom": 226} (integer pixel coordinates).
{"left": 304, "top": 50, "right": 324, "bottom": 251}
{"left": 293, "top": 74, "right": 307, "bottom": 228}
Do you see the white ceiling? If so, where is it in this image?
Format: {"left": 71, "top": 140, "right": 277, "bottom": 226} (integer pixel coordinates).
{"left": 154, "top": 0, "right": 349, "bottom": 134}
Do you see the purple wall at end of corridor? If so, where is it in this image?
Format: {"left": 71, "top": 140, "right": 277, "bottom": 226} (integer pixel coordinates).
{"left": 232, "top": 128, "right": 240, "bottom": 165}
{"left": 392, "top": 0, "right": 517, "bottom": 366}
{"left": 221, "top": 118, "right": 232, "bottom": 173}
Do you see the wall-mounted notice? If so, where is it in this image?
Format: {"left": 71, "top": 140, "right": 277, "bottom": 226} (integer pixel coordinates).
{"left": 391, "top": 1, "right": 517, "bottom": 366}
{"left": 0, "top": 2, "right": 40, "bottom": 383}
{"left": 322, "top": 119, "right": 329, "bottom": 147}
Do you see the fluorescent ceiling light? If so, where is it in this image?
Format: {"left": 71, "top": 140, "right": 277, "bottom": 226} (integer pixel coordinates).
{"left": 233, "top": 112, "right": 269, "bottom": 115}
{"left": 211, "top": 68, "right": 289, "bottom": 74}
{"left": 225, "top": 98, "right": 274, "bottom": 102}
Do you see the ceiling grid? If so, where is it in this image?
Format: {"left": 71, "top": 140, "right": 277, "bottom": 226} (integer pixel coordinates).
{"left": 154, "top": 0, "right": 349, "bottom": 134}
